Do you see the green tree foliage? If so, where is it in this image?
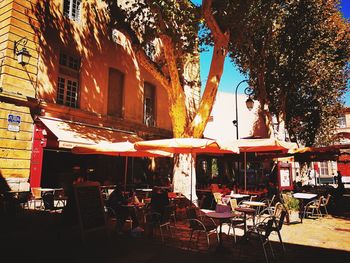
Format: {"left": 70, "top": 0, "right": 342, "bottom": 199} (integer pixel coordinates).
{"left": 225, "top": 0, "right": 350, "bottom": 146}
{"left": 107, "top": 0, "right": 350, "bottom": 147}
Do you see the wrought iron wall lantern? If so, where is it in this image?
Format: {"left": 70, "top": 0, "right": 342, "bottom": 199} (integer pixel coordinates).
{"left": 13, "top": 37, "right": 31, "bottom": 66}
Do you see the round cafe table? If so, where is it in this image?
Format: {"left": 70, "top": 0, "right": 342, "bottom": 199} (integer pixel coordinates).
{"left": 206, "top": 211, "right": 234, "bottom": 252}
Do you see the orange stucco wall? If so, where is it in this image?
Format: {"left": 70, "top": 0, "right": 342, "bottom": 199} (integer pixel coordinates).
{"left": 35, "top": 0, "right": 172, "bottom": 131}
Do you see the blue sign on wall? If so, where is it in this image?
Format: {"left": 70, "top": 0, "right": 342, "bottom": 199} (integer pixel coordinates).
{"left": 7, "top": 114, "right": 21, "bottom": 132}
{"left": 8, "top": 114, "right": 21, "bottom": 124}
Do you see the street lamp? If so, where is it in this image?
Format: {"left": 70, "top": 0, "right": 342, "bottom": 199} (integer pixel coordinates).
{"left": 232, "top": 80, "right": 255, "bottom": 139}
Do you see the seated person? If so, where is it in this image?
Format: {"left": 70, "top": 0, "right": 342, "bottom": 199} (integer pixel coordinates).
{"left": 106, "top": 187, "right": 142, "bottom": 233}
{"left": 210, "top": 183, "right": 220, "bottom": 193}
{"left": 150, "top": 187, "right": 170, "bottom": 221}
{"left": 62, "top": 167, "right": 86, "bottom": 226}
{"left": 220, "top": 184, "right": 231, "bottom": 195}
{"left": 266, "top": 181, "right": 279, "bottom": 201}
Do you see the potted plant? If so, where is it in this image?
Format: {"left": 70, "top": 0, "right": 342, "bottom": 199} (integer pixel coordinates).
{"left": 283, "top": 194, "right": 300, "bottom": 224}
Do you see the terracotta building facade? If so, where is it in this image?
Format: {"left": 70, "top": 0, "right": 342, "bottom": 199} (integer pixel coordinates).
{"left": 0, "top": 0, "right": 176, "bottom": 190}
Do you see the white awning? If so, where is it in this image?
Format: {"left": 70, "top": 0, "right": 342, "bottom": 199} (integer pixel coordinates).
{"left": 39, "top": 117, "right": 141, "bottom": 149}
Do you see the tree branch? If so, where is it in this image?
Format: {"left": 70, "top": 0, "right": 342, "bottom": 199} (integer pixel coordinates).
{"left": 202, "top": 0, "right": 229, "bottom": 42}
{"left": 186, "top": 0, "right": 230, "bottom": 137}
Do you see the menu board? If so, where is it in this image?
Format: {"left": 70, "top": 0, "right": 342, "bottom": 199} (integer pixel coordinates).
{"left": 280, "top": 169, "right": 291, "bottom": 187}
{"left": 278, "top": 162, "right": 293, "bottom": 190}
{"left": 74, "top": 182, "right": 106, "bottom": 240}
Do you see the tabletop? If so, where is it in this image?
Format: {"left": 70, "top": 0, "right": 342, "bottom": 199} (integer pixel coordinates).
{"left": 235, "top": 207, "right": 256, "bottom": 214}
{"left": 122, "top": 203, "right": 146, "bottom": 208}
{"left": 225, "top": 194, "right": 250, "bottom": 199}
{"left": 242, "top": 201, "right": 266, "bottom": 207}
{"left": 136, "top": 188, "right": 153, "bottom": 192}
{"left": 38, "top": 188, "right": 56, "bottom": 192}
{"left": 206, "top": 211, "right": 234, "bottom": 219}
{"left": 293, "top": 193, "right": 317, "bottom": 199}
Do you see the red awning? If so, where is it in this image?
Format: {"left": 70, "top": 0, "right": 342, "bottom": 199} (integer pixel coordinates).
{"left": 39, "top": 117, "right": 141, "bottom": 149}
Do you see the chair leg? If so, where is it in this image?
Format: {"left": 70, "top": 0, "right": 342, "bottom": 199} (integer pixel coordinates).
{"left": 206, "top": 233, "right": 210, "bottom": 249}
{"left": 188, "top": 230, "right": 194, "bottom": 249}
{"left": 232, "top": 227, "right": 237, "bottom": 244}
{"left": 268, "top": 238, "right": 275, "bottom": 259}
{"left": 276, "top": 229, "right": 285, "bottom": 252}
{"left": 324, "top": 206, "right": 328, "bottom": 216}
{"left": 160, "top": 225, "right": 164, "bottom": 242}
{"left": 259, "top": 235, "right": 269, "bottom": 263}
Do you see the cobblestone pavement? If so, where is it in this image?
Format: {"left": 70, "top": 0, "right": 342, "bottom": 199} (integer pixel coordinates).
{"left": 1, "top": 198, "right": 350, "bottom": 263}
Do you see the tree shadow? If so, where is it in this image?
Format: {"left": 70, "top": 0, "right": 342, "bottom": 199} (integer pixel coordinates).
{"left": 27, "top": 0, "right": 146, "bottom": 139}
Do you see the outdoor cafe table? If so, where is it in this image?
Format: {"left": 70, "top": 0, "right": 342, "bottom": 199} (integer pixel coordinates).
{"left": 205, "top": 211, "right": 234, "bottom": 252}
{"left": 136, "top": 188, "right": 153, "bottom": 198}
{"left": 293, "top": 193, "right": 317, "bottom": 222}
{"left": 224, "top": 193, "right": 250, "bottom": 199}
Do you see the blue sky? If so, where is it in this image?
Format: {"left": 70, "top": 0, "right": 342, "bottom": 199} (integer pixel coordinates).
{"left": 191, "top": 0, "right": 350, "bottom": 105}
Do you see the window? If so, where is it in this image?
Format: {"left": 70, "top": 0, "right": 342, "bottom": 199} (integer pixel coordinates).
{"left": 63, "top": 0, "right": 82, "bottom": 22}
{"left": 319, "top": 162, "right": 329, "bottom": 176}
{"left": 338, "top": 116, "right": 347, "bottom": 128}
{"left": 57, "top": 51, "right": 80, "bottom": 108}
{"left": 144, "top": 82, "right": 156, "bottom": 127}
{"left": 107, "top": 68, "right": 124, "bottom": 117}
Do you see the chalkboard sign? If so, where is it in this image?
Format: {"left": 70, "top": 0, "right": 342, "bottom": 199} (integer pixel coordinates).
{"left": 74, "top": 182, "right": 107, "bottom": 240}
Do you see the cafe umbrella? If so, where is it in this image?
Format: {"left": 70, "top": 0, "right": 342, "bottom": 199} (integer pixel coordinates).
{"left": 134, "top": 138, "right": 240, "bottom": 203}
{"left": 218, "top": 138, "right": 298, "bottom": 191}
{"left": 72, "top": 141, "right": 172, "bottom": 190}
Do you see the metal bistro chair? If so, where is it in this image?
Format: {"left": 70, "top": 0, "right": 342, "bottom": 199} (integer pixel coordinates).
{"left": 213, "top": 192, "right": 223, "bottom": 205}
{"left": 145, "top": 204, "right": 176, "bottom": 242}
{"left": 271, "top": 206, "right": 287, "bottom": 252}
{"left": 186, "top": 207, "right": 219, "bottom": 250}
{"left": 246, "top": 216, "right": 275, "bottom": 263}
{"left": 42, "top": 192, "right": 62, "bottom": 213}
{"left": 320, "top": 194, "right": 331, "bottom": 216}
{"left": 159, "top": 205, "right": 175, "bottom": 242}
{"left": 53, "top": 188, "right": 67, "bottom": 209}
{"left": 303, "top": 196, "right": 323, "bottom": 219}
{"left": 228, "top": 198, "right": 245, "bottom": 243}
{"left": 30, "top": 188, "right": 43, "bottom": 210}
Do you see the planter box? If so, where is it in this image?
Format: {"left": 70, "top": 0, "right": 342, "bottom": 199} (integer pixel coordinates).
{"left": 286, "top": 210, "right": 300, "bottom": 224}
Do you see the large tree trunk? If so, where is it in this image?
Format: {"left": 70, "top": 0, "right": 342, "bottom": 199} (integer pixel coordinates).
{"left": 173, "top": 153, "right": 198, "bottom": 205}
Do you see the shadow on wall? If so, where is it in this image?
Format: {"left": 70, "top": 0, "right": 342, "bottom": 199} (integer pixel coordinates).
{"left": 28, "top": 0, "right": 139, "bottom": 114}
{"left": 29, "top": 0, "right": 108, "bottom": 107}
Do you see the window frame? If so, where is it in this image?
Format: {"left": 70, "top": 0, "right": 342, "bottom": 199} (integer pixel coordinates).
{"left": 319, "top": 161, "right": 329, "bottom": 177}
{"left": 57, "top": 50, "right": 81, "bottom": 108}
{"left": 107, "top": 68, "right": 125, "bottom": 118}
{"left": 63, "top": 0, "right": 82, "bottom": 22}
{"left": 143, "top": 82, "right": 156, "bottom": 127}
{"left": 338, "top": 115, "right": 347, "bottom": 128}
